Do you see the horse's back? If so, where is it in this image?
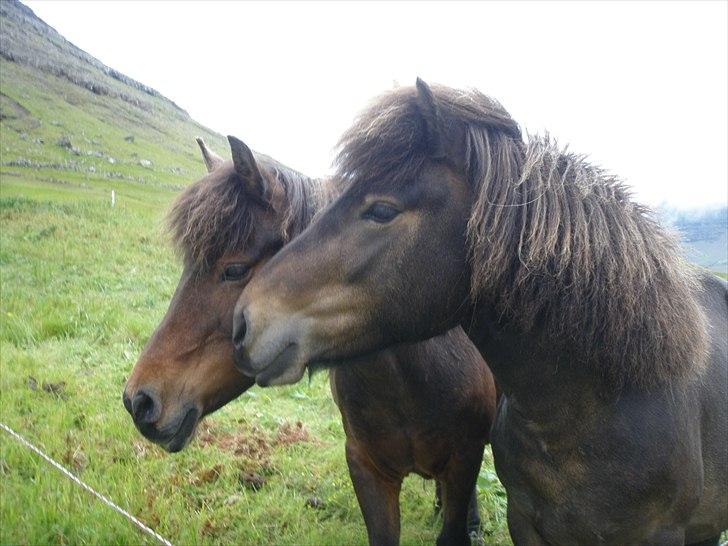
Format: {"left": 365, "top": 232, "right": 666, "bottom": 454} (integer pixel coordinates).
{"left": 686, "top": 273, "right": 728, "bottom": 541}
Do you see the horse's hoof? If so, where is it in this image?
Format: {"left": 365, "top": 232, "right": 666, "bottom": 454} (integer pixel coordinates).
{"left": 468, "top": 530, "right": 485, "bottom": 546}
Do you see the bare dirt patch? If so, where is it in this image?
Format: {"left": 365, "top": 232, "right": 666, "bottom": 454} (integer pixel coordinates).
{"left": 197, "top": 418, "right": 313, "bottom": 459}
{"left": 194, "top": 419, "right": 315, "bottom": 492}
{"left": 275, "top": 420, "right": 310, "bottom": 446}
{"left": 197, "top": 421, "right": 272, "bottom": 462}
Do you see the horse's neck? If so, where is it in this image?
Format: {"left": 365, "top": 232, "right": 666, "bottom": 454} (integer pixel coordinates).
{"left": 463, "top": 303, "right": 601, "bottom": 422}
{"left": 328, "top": 348, "right": 409, "bottom": 413}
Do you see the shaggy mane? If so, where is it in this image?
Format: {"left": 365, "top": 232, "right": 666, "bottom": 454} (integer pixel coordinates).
{"left": 168, "top": 153, "right": 323, "bottom": 271}
{"left": 336, "top": 85, "right": 708, "bottom": 390}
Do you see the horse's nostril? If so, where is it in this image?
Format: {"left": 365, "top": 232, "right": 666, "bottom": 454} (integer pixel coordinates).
{"left": 122, "top": 391, "right": 132, "bottom": 415}
{"left": 131, "top": 390, "right": 160, "bottom": 425}
{"left": 233, "top": 311, "right": 248, "bottom": 351}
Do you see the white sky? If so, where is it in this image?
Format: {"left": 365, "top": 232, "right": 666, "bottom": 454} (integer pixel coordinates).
{"left": 24, "top": 0, "right": 728, "bottom": 208}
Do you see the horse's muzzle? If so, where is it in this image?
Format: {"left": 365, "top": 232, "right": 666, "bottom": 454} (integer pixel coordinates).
{"left": 232, "top": 343, "right": 256, "bottom": 377}
{"left": 232, "top": 307, "right": 247, "bottom": 354}
{"left": 122, "top": 387, "right": 200, "bottom": 453}
{"left": 232, "top": 307, "right": 255, "bottom": 375}
{"left": 123, "top": 388, "right": 161, "bottom": 426}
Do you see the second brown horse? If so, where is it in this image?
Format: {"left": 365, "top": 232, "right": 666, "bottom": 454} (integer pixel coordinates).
{"left": 123, "top": 137, "right": 497, "bottom": 546}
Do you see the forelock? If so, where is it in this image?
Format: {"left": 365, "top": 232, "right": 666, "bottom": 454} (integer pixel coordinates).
{"left": 167, "top": 164, "right": 257, "bottom": 271}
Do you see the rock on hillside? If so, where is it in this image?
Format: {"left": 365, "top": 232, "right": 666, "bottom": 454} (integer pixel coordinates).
{"left": 0, "top": 0, "right": 180, "bottom": 113}
{"left": 0, "top": 0, "right": 228, "bottom": 194}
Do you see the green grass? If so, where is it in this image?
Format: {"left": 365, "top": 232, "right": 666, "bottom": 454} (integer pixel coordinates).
{"left": 0, "top": 54, "right": 511, "bottom": 545}
{"left": 3, "top": 12, "right": 723, "bottom": 543}
{"left": 0, "top": 177, "right": 510, "bottom": 546}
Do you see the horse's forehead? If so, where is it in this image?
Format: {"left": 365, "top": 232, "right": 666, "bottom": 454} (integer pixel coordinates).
{"left": 347, "top": 161, "right": 453, "bottom": 200}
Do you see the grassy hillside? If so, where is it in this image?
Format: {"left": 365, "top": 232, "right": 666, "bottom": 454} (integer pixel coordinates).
{"left": 0, "top": 2, "right": 509, "bottom": 545}
{"left": 0, "top": 0, "right": 228, "bottom": 206}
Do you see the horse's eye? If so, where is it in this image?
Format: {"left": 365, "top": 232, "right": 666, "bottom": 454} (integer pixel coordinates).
{"left": 222, "top": 263, "right": 248, "bottom": 281}
{"left": 363, "top": 202, "right": 401, "bottom": 223}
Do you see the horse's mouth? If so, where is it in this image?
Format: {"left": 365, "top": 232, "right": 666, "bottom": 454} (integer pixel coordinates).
{"left": 163, "top": 408, "right": 200, "bottom": 453}
{"left": 136, "top": 407, "right": 200, "bottom": 453}
{"left": 254, "top": 343, "right": 307, "bottom": 387}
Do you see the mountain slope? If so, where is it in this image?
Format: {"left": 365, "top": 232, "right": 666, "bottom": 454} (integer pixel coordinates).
{"left": 0, "top": 0, "right": 228, "bottom": 208}
{"left": 1, "top": 4, "right": 509, "bottom": 546}
{"left": 659, "top": 206, "right": 728, "bottom": 275}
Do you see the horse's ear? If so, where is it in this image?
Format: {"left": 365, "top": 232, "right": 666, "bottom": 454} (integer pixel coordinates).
{"left": 196, "top": 137, "right": 224, "bottom": 173}
{"left": 227, "top": 135, "right": 268, "bottom": 200}
{"left": 414, "top": 78, "right": 446, "bottom": 160}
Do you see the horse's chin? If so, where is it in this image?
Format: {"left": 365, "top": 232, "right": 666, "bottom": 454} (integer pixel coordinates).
{"left": 254, "top": 343, "right": 307, "bottom": 387}
{"left": 157, "top": 407, "right": 200, "bottom": 453}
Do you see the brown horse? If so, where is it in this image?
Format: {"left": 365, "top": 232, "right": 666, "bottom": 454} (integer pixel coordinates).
{"left": 231, "top": 81, "right": 728, "bottom": 546}
{"left": 123, "top": 137, "right": 498, "bottom": 546}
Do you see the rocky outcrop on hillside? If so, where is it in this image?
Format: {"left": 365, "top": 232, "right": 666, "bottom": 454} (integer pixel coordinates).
{"left": 0, "top": 0, "right": 186, "bottom": 115}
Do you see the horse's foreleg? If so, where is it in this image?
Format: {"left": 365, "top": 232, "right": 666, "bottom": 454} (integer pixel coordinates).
{"left": 438, "top": 481, "right": 481, "bottom": 535}
{"left": 466, "top": 485, "right": 482, "bottom": 538}
{"left": 437, "top": 445, "right": 484, "bottom": 546}
{"left": 345, "top": 442, "right": 402, "bottom": 546}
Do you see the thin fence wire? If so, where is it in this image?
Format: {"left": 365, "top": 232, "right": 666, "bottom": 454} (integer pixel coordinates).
{"left": 4, "top": 421, "right": 725, "bottom": 546}
{"left": 0, "top": 421, "right": 174, "bottom": 546}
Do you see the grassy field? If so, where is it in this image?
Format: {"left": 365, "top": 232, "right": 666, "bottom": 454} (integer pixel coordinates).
{"left": 1, "top": 3, "right": 724, "bottom": 544}
{"left": 0, "top": 57, "right": 511, "bottom": 546}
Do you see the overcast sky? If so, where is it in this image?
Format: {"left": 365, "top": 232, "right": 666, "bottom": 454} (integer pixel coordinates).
{"left": 24, "top": 1, "right": 727, "bottom": 208}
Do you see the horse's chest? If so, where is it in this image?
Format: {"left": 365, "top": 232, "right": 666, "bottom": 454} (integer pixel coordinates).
{"left": 491, "top": 398, "right": 702, "bottom": 545}
{"left": 346, "top": 413, "right": 454, "bottom": 477}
